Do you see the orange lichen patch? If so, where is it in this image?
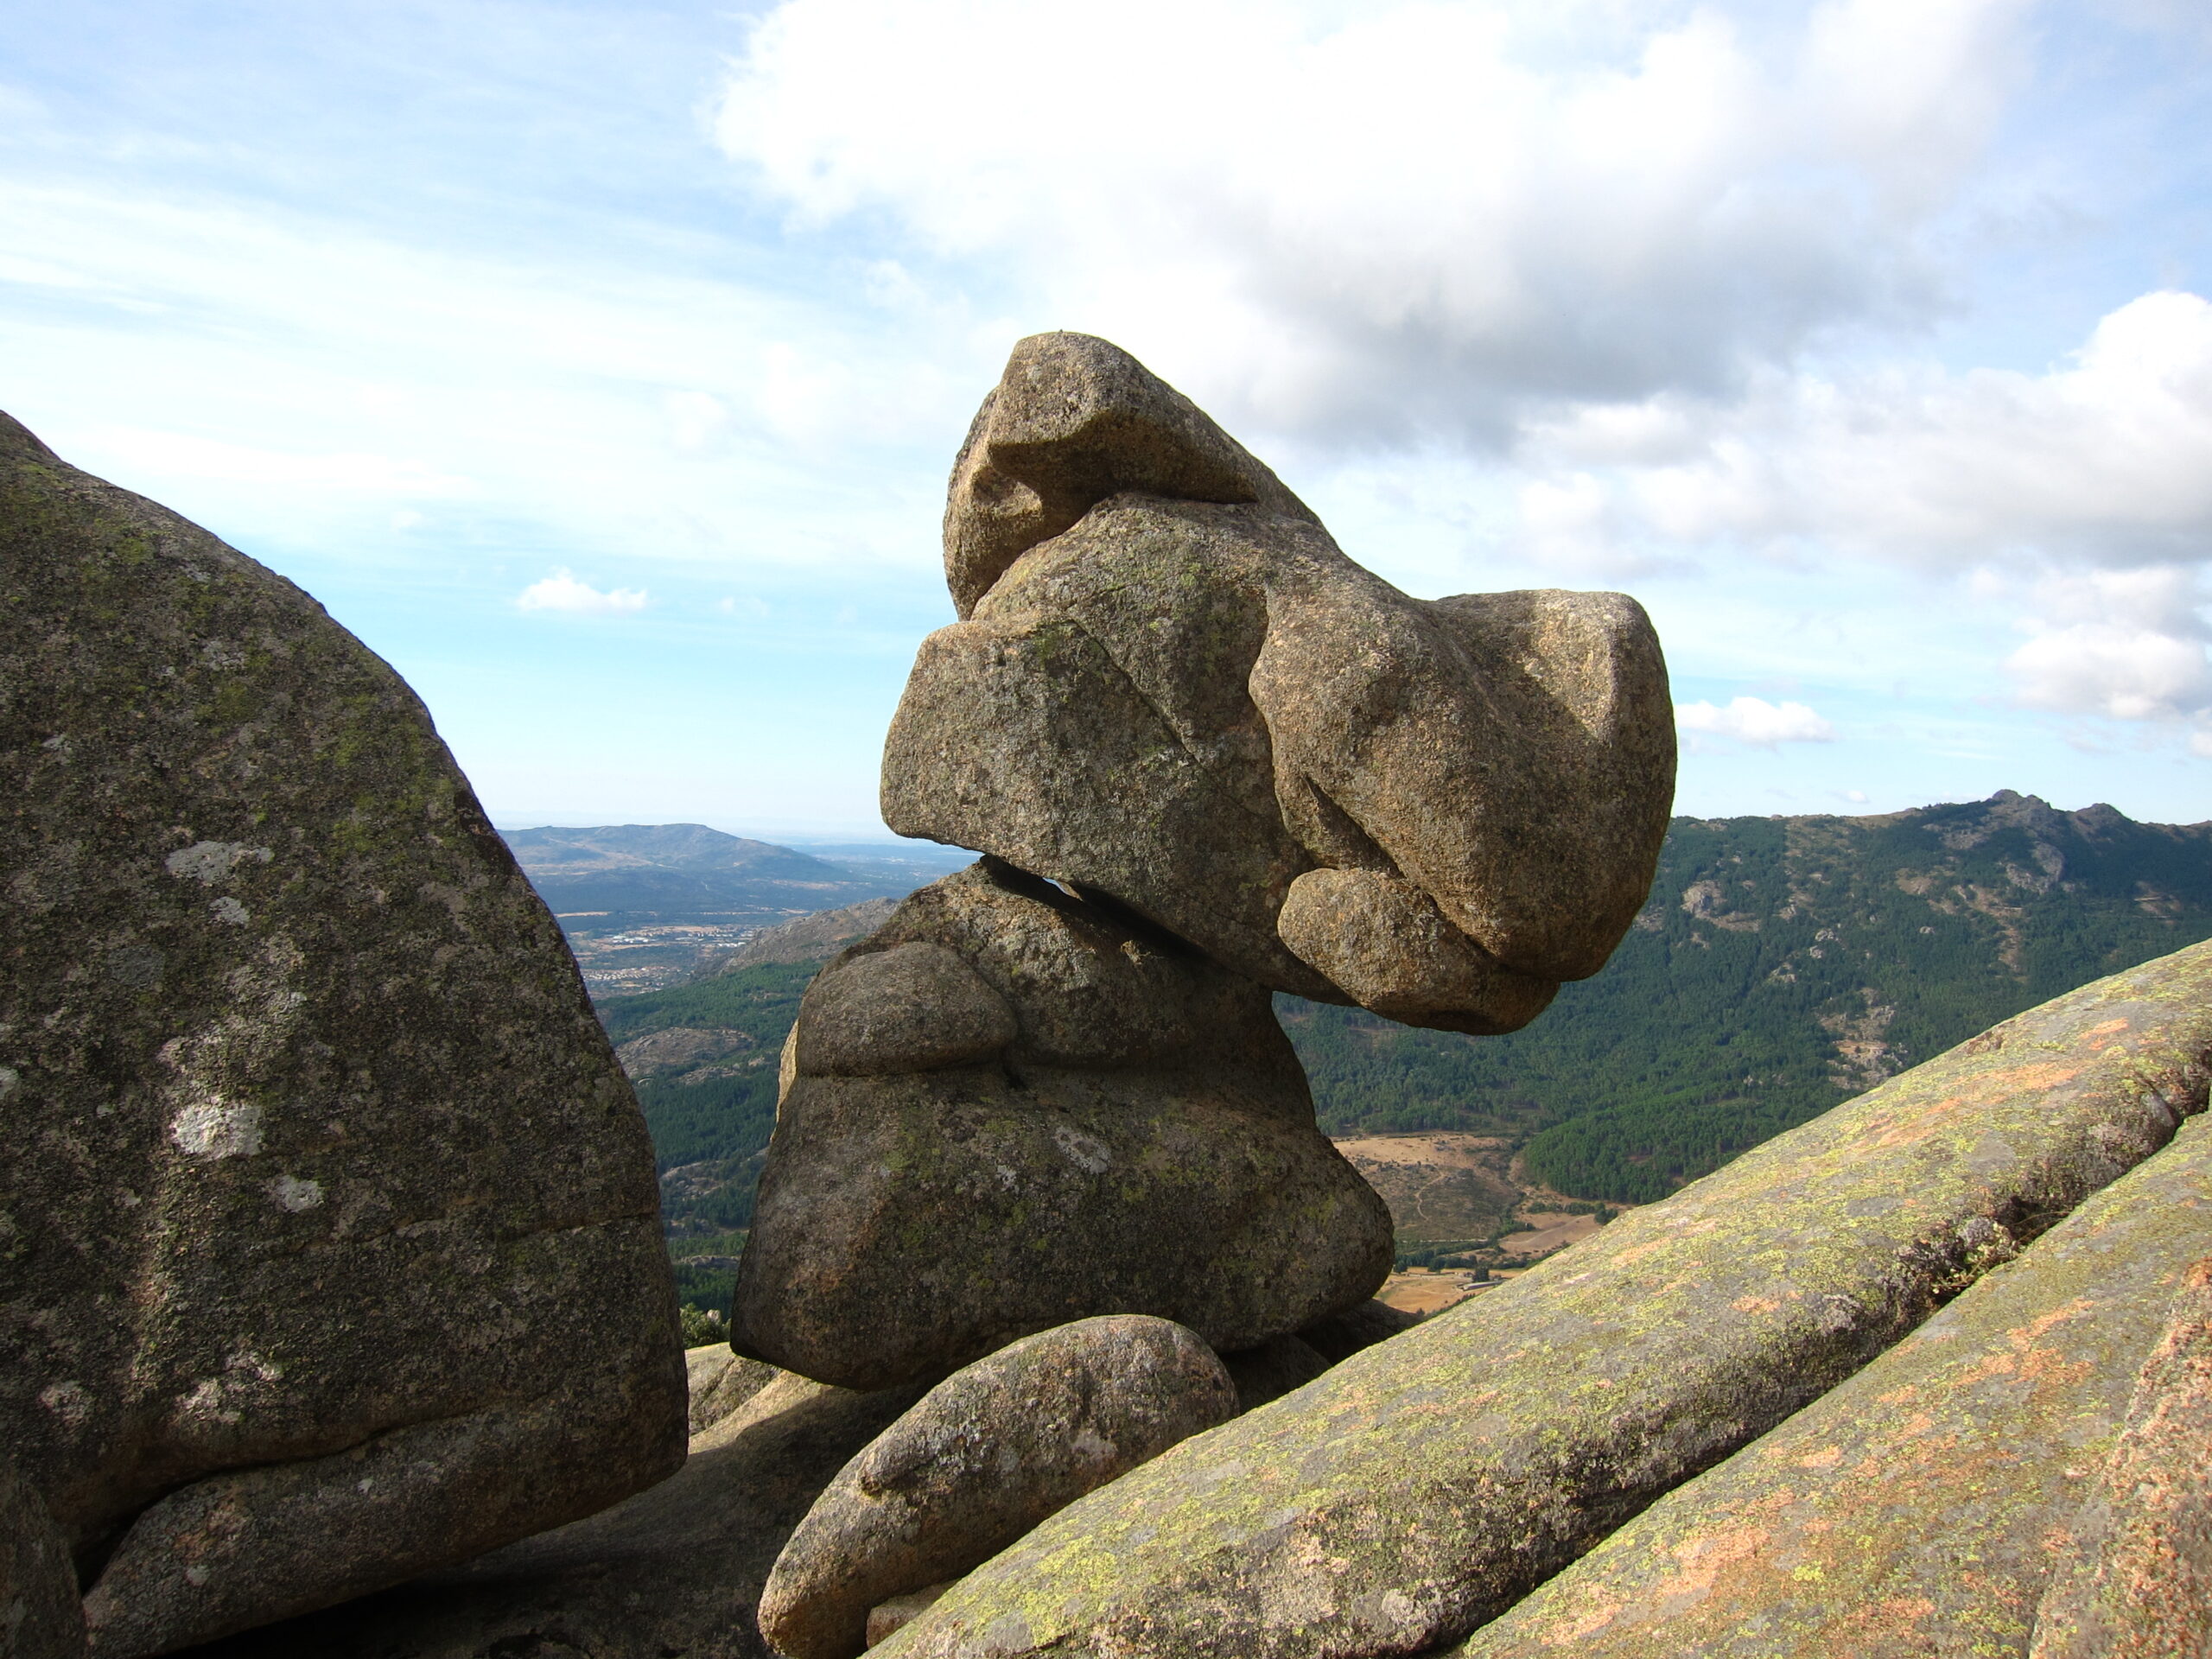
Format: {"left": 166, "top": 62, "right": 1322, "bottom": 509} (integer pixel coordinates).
{"left": 1866, "top": 1063, "right": 2087, "bottom": 1150}
{"left": 1649, "top": 1525, "right": 1777, "bottom": 1605}
{"left": 1732, "top": 1296, "right": 1783, "bottom": 1315}
{"left": 1796, "top": 1446, "right": 1843, "bottom": 1470}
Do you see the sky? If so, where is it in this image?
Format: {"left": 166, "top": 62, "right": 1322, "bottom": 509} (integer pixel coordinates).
{"left": 4, "top": 0, "right": 2210, "bottom": 838}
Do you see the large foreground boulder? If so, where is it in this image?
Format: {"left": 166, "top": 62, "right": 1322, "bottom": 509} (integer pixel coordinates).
{"left": 760, "top": 1316, "right": 1236, "bottom": 1659}
{"left": 0, "top": 413, "right": 687, "bottom": 1656}
{"left": 1451, "top": 1112, "right": 2212, "bottom": 1657}
{"left": 734, "top": 859, "right": 1392, "bottom": 1389}
{"left": 880, "top": 937, "right": 2212, "bottom": 1659}
{"left": 885, "top": 333, "right": 1674, "bottom": 1031}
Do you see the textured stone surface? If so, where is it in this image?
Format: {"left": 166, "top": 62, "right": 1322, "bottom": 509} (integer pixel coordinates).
{"left": 879, "top": 938, "right": 2212, "bottom": 1659}
{"left": 867, "top": 1586, "right": 952, "bottom": 1651}
{"left": 2030, "top": 1256, "right": 2212, "bottom": 1659}
{"left": 2, "top": 1459, "right": 85, "bottom": 1659}
{"left": 689, "top": 1346, "right": 781, "bottom": 1438}
{"left": 186, "top": 1370, "right": 930, "bottom": 1659}
{"left": 733, "top": 860, "right": 1393, "bottom": 1389}
{"left": 791, "top": 944, "right": 1017, "bottom": 1077}
{"left": 0, "top": 412, "right": 686, "bottom": 1656}
{"left": 1451, "top": 1114, "right": 2212, "bottom": 1659}
{"left": 885, "top": 333, "right": 1674, "bottom": 1030}
{"left": 760, "top": 1317, "right": 1236, "bottom": 1659}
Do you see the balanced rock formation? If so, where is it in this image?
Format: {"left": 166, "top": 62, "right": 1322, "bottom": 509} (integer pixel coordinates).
{"left": 760, "top": 1316, "right": 1237, "bottom": 1659}
{"left": 0, "top": 412, "right": 687, "bottom": 1656}
{"left": 880, "top": 936, "right": 2212, "bottom": 1659}
{"left": 734, "top": 859, "right": 1393, "bottom": 1389}
{"left": 738, "top": 335, "right": 1672, "bottom": 1393}
{"left": 886, "top": 331, "right": 1675, "bottom": 1033}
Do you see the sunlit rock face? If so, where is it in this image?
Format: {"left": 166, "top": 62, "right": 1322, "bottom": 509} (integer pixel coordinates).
{"left": 887, "top": 330, "right": 1676, "bottom": 1033}
{"left": 0, "top": 411, "right": 687, "bottom": 1659}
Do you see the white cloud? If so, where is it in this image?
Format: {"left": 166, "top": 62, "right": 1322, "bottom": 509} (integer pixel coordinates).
{"left": 517, "top": 570, "right": 648, "bottom": 615}
{"left": 719, "top": 0, "right": 2028, "bottom": 442}
{"left": 2005, "top": 566, "right": 2211, "bottom": 721}
{"left": 1522, "top": 291, "right": 2212, "bottom": 567}
{"left": 0, "top": 179, "right": 970, "bottom": 571}
{"left": 1677, "top": 696, "right": 1837, "bottom": 747}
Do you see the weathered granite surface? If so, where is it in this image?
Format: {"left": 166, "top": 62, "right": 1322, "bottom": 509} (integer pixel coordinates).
{"left": 2, "top": 1458, "right": 86, "bottom": 1659}
{"left": 884, "top": 332, "right": 1674, "bottom": 1033}
{"left": 689, "top": 1345, "right": 781, "bottom": 1438}
{"left": 1451, "top": 1114, "right": 2212, "bottom": 1657}
{"left": 0, "top": 411, "right": 686, "bottom": 1656}
{"left": 2029, "top": 1254, "right": 2212, "bottom": 1659}
{"left": 734, "top": 859, "right": 1391, "bottom": 1389}
{"left": 760, "top": 1317, "right": 1236, "bottom": 1659}
{"left": 878, "top": 937, "right": 2212, "bottom": 1659}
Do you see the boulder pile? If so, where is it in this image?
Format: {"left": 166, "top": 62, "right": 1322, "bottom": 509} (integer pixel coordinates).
{"left": 728, "top": 334, "right": 1678, "bottom": 1653}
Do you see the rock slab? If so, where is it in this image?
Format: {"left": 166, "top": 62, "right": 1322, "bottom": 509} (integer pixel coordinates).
{"left": 760, "top": 1316, "right": 1236, "bottom": 1659}
{"left": 0, "top": 411, "right": 686, "bottom": 1656}
{"left": 879, "top": 937, "right": 2212, "bottom": 1659}
{"left": 1451, "top": 1113, "right": 2212, "bottom": 1657}
{"left": 2030, "top": 1255, "right": 2212, "bottom": 1659}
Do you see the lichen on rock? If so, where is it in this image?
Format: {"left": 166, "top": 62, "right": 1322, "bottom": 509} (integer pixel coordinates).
{"left": 0, "top": 410, "right": 687, "bottom": 1657}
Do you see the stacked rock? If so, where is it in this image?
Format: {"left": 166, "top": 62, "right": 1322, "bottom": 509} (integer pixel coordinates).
{"left": 738, "top": 334, "right": 1676, "bottom": 1654}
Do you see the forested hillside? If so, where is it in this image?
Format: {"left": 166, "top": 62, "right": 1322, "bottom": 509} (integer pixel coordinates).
{"left": 1291, "top": 790, "right": 2212, "bottom": 1199}
{"left": 599, "top": 791, "right": 2212, "bottom": 1285}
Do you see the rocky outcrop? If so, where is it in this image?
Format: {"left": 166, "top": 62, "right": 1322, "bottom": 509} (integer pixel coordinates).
{"left": 0, "top": 412, "right": 687, "bottom": 1656}
{"left": 760, "top": 1317, "right": 1236, "bottom": 1659}
{"left": 880, "top": 937, "right": 2212, "bottom": 1659}
{"left": 2, "top": 1459, "right": 85, "bottom": 1659}
{"left": 885, "top": 332, "right": 1674, "bottom": 1033}
{"left": 734, "top": 860, "right": 1392, "bottom": 1389}
{"left": 1450, "top": 1113, "right": 2212, "bottom": 1658}
{"left": 740, "top": 335, "right": 1669, "bottom": 1396}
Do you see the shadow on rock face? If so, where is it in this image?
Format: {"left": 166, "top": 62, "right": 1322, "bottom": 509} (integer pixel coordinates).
{"left": 175, "top": 1373, "right": 927, "bottom": 1659}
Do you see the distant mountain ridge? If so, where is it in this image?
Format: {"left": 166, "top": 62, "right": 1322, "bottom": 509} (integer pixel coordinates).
{"left": 1289, "top": 789, "right": 2212, "bottom": 1201}
{"left": 501, "top": 823, "right": 901, "bottom": 920}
